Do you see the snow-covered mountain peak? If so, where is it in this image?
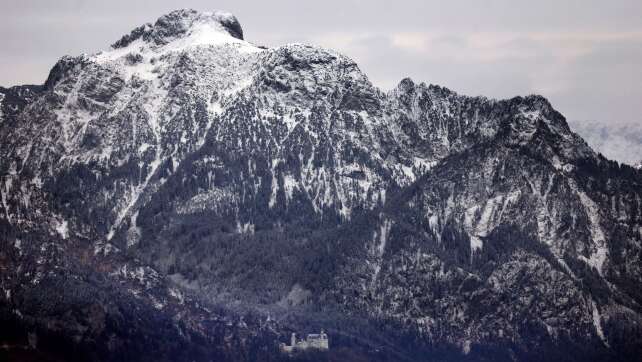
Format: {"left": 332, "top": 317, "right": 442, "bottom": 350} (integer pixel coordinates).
{"left": 112, "top": 9, "right": 245, "bottom": 49}
{"left": 87, "top": 10, "right": 261, "bottom": 82}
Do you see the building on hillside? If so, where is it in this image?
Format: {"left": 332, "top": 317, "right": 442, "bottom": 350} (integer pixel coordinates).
{"left": 279, "top": 330, "right": 329, "bottom": 353}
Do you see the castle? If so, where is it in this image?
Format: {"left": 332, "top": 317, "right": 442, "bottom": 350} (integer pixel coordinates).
{"left": 279, "top": 330, "right": 329, "bottom": 353}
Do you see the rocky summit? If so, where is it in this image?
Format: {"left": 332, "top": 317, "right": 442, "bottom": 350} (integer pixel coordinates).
{"left": 1, "top": 9, "right": 641, "bottom": 362}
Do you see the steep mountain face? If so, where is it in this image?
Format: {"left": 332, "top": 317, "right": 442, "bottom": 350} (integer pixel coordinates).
{"left": 337, "top": 104, "right": 642, "bottom": 358}
{"left": 0, "top": 84, "right": 43, "bottom": 132}
{"left": 1, "top": 9, "right": 642, "bottom": 362}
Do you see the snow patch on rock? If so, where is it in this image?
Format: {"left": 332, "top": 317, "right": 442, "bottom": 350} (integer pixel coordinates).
{"left": 591, "top": 299, "right": 609, "bottom": 347}
{"left": 55, "top": 219, "right": 69, "bottom": 239}
{"left": 571, "top": 181, "right": 608, "bottom": 275}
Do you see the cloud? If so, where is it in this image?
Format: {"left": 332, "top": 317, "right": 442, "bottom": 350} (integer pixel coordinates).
{"left": 543, "top": 36, "right": 642, "bottom": 125}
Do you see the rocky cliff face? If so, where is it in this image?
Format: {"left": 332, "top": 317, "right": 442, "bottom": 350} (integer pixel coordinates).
{"left": 1, "top": 9, "right": 641, "bottom": 362}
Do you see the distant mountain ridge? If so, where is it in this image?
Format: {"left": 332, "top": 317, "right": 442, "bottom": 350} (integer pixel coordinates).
{"left": 568, "top": 119, "right": 642, "bottom": 166}
{"left": 1, "top": 9, "right": 641, "bottom": 362}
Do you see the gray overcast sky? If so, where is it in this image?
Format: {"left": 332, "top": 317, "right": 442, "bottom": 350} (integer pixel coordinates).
{"left": 2, "top": 0, "right": 642, "bottom": 128}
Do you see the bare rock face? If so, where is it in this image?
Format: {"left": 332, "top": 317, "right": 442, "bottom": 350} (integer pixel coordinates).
{"left": 1, "top": 9, "right": 641, "bottom": 362}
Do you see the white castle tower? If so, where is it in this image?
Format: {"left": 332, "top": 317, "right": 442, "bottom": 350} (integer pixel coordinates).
{"left": 280, "top": 330, "right": 329, "bottom": 353}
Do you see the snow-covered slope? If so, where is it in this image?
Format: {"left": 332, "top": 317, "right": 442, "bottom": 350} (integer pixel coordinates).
{"left": 1, "top": 9, "right": 642, "bottom": 362}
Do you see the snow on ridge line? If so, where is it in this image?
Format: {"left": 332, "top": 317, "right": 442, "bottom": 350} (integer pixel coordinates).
{"left": 92, "top": 12, "right": 262, "bottom": 81}
{"left": 94, "top": 26, "right": 260, "bottom": 61}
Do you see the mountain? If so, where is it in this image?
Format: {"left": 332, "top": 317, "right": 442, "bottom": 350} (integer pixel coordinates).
{"left": 1, "top": 9, "right": 642, "bottom": 362}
